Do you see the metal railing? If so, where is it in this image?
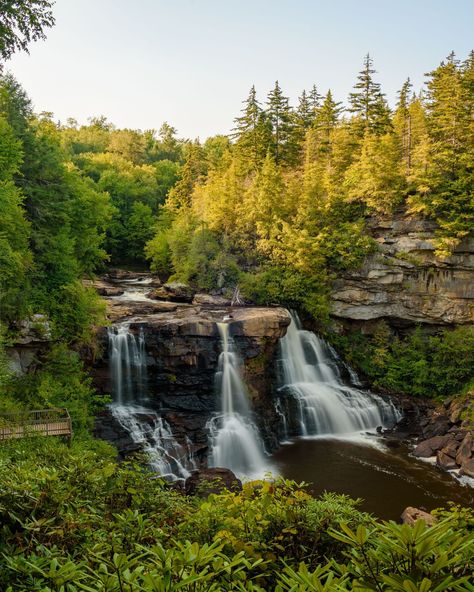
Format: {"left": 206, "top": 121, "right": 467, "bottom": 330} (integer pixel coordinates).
{"left": 0, "top": 408, "right": 72, "bottom": 441}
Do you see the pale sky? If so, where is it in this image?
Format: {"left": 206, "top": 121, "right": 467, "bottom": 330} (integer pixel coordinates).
{"left": 6, "top": 0, "right": 474, "bottom": 139}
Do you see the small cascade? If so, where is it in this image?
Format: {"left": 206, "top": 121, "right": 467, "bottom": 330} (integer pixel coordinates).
{"left": 108, "top": 324, "right": 147, "bottom": 404}
{"left": 277, "top": 312, "right": 400, "bottom": 439}
{"left": 111, "top": 405, "right": 195, "bottom": 480}
{"left": 208, "top": 322, "right": 270, "bottom": 478}
{"left": 108, "top": 323, "right": 195, "bottom": 480}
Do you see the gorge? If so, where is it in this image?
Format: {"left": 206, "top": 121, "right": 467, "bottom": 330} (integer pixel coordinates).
{"left": 90, "top": 274, "right": 473, "bottom": 518}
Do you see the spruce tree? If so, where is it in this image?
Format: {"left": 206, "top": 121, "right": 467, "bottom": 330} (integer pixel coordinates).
{"left": 394, "top": 78, "right": 413, "bottom": 174}
{"left": 349, "top": 54, "right": 391, "bottom": 135}
{"left": 309, "top": 84, "right": 322, "bottom": 113}
{"left": 232, "top": 85, "right": 268, "bottom": 167}
{"left": 265, "top": 81, "right": 296, "bottom": 164}
{"left": 295, "top": 90, "right": 313, "bottom": 130}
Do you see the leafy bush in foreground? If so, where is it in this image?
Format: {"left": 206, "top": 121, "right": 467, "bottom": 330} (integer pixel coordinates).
{"left": 0, "top": 438, "right": 473, "bottom": 591}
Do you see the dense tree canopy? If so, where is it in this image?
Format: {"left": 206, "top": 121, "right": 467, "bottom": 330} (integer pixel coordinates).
{"left": 146, "top": 53, "right": 474, "bottom": 322}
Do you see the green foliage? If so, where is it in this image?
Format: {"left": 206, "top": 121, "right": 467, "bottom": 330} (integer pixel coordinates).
{"left": 0, "top": 440, "right": 472, "bottom": 591}
{"left": 0, "top": 0, "right": 55, "bottom": 62}
{"left": 330, "top": 324, "right": 474, "bottom": 398}
{"left": 5, "top": 344, "right": 104, "bottom": 431}
{"left": 329, "top": 517, "right": 473, "bottom": 591}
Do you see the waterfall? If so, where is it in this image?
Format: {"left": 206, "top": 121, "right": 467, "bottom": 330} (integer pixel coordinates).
{"left": 111, "top": 405, "right": 195, "bottom": 480}
{"left": 277, "top": 312, "right": 400, "bottom": 439}
{"left": 207, "top": 322, "right": 271, "bottom": 478}
{"left": 108, "top": 324, "right": 147, "bottom": 405}
{"left": 108, "top": 323, "right": 194, "bottom": 480}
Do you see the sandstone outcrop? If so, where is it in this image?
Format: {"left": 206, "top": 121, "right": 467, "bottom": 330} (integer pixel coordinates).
{"left": 331, "top": 214, "right": 474, "bottom": 327}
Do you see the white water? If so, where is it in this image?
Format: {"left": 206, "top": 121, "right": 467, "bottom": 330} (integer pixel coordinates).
{"left": 108, "top": 324, "right": 147, "bottom": 405}
{"left": 108, "top": 324, "right": 195, "bottom": 480}
{"left": 111, "top": 404, "right": 195, "bottom": 480}
{"left": 208, "top": 323, "right": 271, "bottom": 478}
{"left": 278, "top": 313, "right": 400, "bottom": 441}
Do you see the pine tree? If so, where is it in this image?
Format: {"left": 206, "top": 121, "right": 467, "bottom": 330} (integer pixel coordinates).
{"left": 393, "top": 78, "right": 413, "bottom": 174}
{"left": 295, "top": 90, "right": 313, "bottom": 130}
{"left": 315, "top": 90, "right": 343, "bottom": 140}
{"left": 425, "top": 52, "right": 468, "bottom": 179}
{"left": 308, "top": 84, "right": 322, "bottom": 113}
{"left": 232, "top": 85, "right": 268, "bottom": 168}
{"left": 349, "top": 54, "right": 391, "bottom": 135}
{"left": 166, "top": 141, "right": 205, "bottom": 211}
{"left": 265, "top": 81, "right": 296, "bottom": 165}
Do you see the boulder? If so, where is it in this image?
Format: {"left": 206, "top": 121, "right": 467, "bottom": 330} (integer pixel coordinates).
{"left": 192, "top": 293, "right": 232, "bottom": 306}
{"left": 436, "top": 451, "right": 457, "bottom": 470}
{"left": 401, "top": 507, "right": 436, "bottom": 526}
{"left": 459, "top": 458, "right": 474, "bottom": 479}
{"left": 97, "top": 286, "right": 124, "bottom": 297}
{"left": 148, "top": 282, "right": 195, "bottom": 303}
{"left": 413, "top": 435, "right": 451, "bottom": 458}
{"left": 184, "top": 468, "right": 242, "bottom": 497}
{"left": 455, "top": 433, "right": 473, "bottom": 467}
{"left": 439, "top": 439, "right": 459, "bottom": 459}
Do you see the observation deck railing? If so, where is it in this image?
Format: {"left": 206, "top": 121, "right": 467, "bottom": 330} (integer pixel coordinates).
{"left": 0, "top": 408, "right": 72, "bottom": 441}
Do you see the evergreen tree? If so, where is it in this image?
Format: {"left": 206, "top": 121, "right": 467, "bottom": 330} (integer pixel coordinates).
{"left": 265, "top": 81, "right": 296, "bottom": 164}
{"left": 166, "top": 141, "right": 205, "bottom": 211}
{"left": 232, "top": 85, "right": 269, "bottom": 168}
{"left": 349, "top": 54, "right": 391, "bottom": 135}
{"left": 393, "top": 78, "right": 413, "bottom": 174}
{"left": 315, "top": 90, "right": 343, "bottom": 141}
{"left": 308, "top": 84, "right": 322, "bottom": 113}
{"left": 425, "top": 52, "right": 469, "bottom": 179}
{"left": 295, "top": 90, "right": 314, "bottom": 130}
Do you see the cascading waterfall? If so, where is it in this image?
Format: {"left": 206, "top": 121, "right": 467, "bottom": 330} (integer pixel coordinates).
{"left": 108, "top": 323, "right": 194, "bottom": 480}
{"left": 207, "top": 322, "right": 270, "bottom": 478}
{"left": 108, "top": 324, "right": 147, "bottom": 405}
{"left": 277, "top": 312, "right": 400, "bottom": 439}
{"left": 111, "top": 405, "right": 195, "bottom": 480}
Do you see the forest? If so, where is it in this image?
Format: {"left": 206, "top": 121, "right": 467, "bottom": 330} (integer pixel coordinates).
{"left": 0, "top": 2, "right": 473, "bottom": 590}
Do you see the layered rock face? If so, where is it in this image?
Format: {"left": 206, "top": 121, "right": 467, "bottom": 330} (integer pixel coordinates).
{"left": 91, "top": 279, "right": 290, "bottom": 462}
{"left": 331, "top": 214, "right": 474, "bottom": 327}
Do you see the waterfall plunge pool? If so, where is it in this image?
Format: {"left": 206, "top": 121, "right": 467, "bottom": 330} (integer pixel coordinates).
{"left": 271, "top": 436, "right": 474, "bottom": 520}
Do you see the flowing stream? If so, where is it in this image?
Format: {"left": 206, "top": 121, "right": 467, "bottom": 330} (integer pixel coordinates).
{"left": 108, "top": 323, "right": 195, "bottom": 480}
{"left": 207, "top": 322, "right": 272, "bottom": 478}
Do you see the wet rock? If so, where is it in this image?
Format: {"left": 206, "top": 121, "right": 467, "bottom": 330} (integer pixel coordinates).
{"left": 90, "top": 305, "right": 291, "bottom": 459}
{"left": 149, "top": 282, "right": 195, "bottom": 303}
{"left": 401, "top": 506, "right": 436, "bottom": 526}
{"left": 439, "top": 439, "right": 459, "bottom": 459}
{"left": 459, "top": 458, "right": 474, "bottom": 478}
{"left": 106, "top": 299, "right": 178, "bottom": 322}
{"left": 455, "top": 433, "right": 473, "bottom": 466}
{"left": 413, "top": 435, "right": 451, "bottom": 458}
{"left": 184, "top": 468, "right": 242, "bottom": 497}
{"left": 436, "top": 451, "right": 457, "bottom": 470}
{"left": 422, "top": 415, "right": 451, "bottom": 439}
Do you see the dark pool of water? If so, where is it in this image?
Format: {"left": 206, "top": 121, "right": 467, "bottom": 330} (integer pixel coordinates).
{"left": 271, "top": 437, "right": 474, "bottom": 520}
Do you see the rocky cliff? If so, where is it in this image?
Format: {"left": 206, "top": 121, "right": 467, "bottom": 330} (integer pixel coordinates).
{"left": 331, "top": 214, "right": 474, "bottom": 328}
{"left": 91, "top": 278, "right": 290, "bottom": 462}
